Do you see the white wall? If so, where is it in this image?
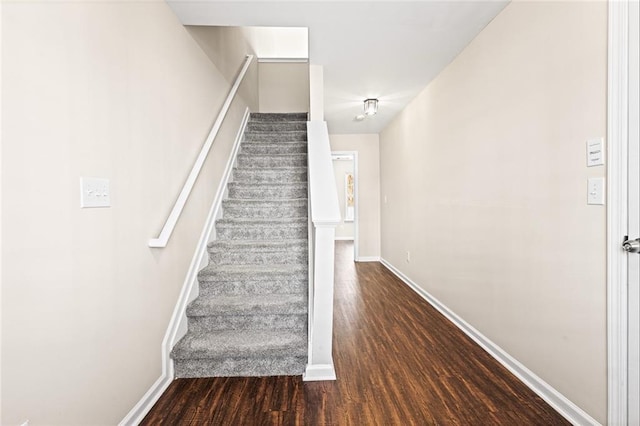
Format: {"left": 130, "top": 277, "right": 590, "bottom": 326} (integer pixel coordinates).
{"left": 379, "top": 1, "right": 607, "bottom": 422}
{"left": 1, "top": 2, "right": 256, "bottom": 424}
{"left": 329, "top": 134, "right": 380, "bottom": 260}
{"left": 332, "top": 158, "right": 355, "bottom": 240}
{"left": 258, "top": 62, "right": 309, "bottom": 113}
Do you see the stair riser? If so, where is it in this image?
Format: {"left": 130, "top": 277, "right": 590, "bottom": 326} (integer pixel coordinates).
{"left": 209, "top": 250, "right": 308, "bottom": 265}
{"left": 247, "top": 122, "right": 306, "bottom": 132}
{"left": 237, "top": 155, "right": 307, "bottom": 168}
{"left": 174, "top": 356, "right": 306, "bottom": 378}
{"left": 222, "top": 202, "right": 307, "bottom": 219}
{"left": 250, "top": 113, "right": 307, "bottom": 122}
{"left": 241, "top": 144, "right": 307, "bottom": 155}
{"left": 199, "top": 279, "right": 307, "bottom": 297}
{"left": 228, "top": 184, "right": 307, "bottom": 199}
{"left": 188, "top": 314, "right": 307, "bottom": 333}
{"left": 244, "top": 132, "right": 307, "bottom": 143}
{"left": 216, "top": 224, "right": 307, "bottom": 241}
{"left": 233, "top": 169, "right": 307, "bottom": 183}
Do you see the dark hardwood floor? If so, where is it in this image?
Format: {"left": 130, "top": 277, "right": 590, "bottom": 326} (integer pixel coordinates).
{"left": 141, "top": 241, "right": 569, "bottom": 425}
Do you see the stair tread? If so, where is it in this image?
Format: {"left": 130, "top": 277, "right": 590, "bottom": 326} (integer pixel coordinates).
{"left": 243, "top": 142, "right": 307, "bottom": 146}
{"left": 188, "top": 293, "right": 307, "bottom": 316}
{"left": 223, "top": 198, "right": 307, "bottom": 204}
{"left": 217, "top": 217, "right": 307, "bottom": 224}
{"left": 172, "top": 329, "right": 307, "bottom": 360}
{"left": 208, "top": 239, "right": 307, "bottom": 250}
{"left": 201, "top": 263, "right": 307, "bottom": 275}
{"left": 245, "top": 130, "right": 307, "bottom": 135}
{"left": 250, "top": 113, "right": 307, "bottom": 122}
{"left": 234, "top": 166, "right": 308, "bottom": 172}
{"left": 228, "top": 182, "right": 307, "bottom": 187}
{"left": 239, "top": 152, "right": 306, "bottom": 157}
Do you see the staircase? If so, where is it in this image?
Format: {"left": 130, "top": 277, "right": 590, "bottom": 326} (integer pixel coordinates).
{"left": 171, "top": 112, "right": 310, "bottom": 378}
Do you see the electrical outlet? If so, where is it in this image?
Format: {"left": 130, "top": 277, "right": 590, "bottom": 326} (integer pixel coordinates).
{"left": 406, "top": 251, "right": 411, "bottom": 262}
{"left": 587, "top": 177, "right": 605, "bottom": 205}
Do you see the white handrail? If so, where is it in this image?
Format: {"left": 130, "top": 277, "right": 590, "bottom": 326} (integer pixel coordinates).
{"left": 149, "top": 55, "right": 254, "bottom": 248}
{"left": 304, "top": 120, "right": 340, "bottom": 381}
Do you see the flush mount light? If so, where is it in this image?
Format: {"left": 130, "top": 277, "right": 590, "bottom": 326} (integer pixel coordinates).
{"left": 364, "top": 98, "right": 378, "bottom": 116}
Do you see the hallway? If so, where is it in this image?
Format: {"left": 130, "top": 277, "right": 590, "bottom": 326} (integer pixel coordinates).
{"left": 141, "top": 241, "right": 568, "bottom": 424}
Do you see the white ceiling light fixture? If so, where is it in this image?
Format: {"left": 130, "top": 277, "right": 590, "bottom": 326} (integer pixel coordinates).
{"left": 364, "top": 98, "right": 378, "bottom": 116}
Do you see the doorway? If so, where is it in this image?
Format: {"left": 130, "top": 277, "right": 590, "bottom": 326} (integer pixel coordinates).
{"left": 331, "top": 151, "right": 359, "bottom": 261}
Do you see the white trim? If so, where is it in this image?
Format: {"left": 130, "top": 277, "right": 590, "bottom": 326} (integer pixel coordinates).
{"left": 607, "top": 1, "right": 630, "bottom": 425}
{"left": 258, "top": 57, "right": 308, "bottom": 63}
{"left": 355, "top": 256, "right": 380, "bottom": 262}
{"left": 149, "top": 55, "right": 254, "bottom": 248}
{"left": 119, "top": 109, "right": 250, "bottom": 426}
{"left": 118, "top": 374, "right": 172, "bottom": 426}
{"left": 334, "top": 237, "right": 354, "bottom": 241}
{"left": 303, "top": 363, "right": 337, "bottom": 381}
{"left": 380, "top": 258, "right": 601, "bottom": 426}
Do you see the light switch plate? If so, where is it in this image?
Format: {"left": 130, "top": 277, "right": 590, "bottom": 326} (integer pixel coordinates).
{"left": 587, "top": 177, "right": 605, "bottom": 205}
{"left": 587, "top": 138, "right": 605, "bottom": 167}
{"left": 80, "top": 177, "right": 110, "bottom": 208}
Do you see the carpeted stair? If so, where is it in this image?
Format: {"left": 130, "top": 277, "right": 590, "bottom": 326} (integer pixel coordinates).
{"left": 171, "top": 112, "right": 309, "bottom": 378}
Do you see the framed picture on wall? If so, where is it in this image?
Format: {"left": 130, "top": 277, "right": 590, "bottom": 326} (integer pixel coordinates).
{"left": 345, "top": 172, "right": 354, "bottom": 222}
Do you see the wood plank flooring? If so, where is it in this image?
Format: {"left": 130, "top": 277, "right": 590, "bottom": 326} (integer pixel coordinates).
{"left": 141, "top": 241, "right": 569, "bottom": 425}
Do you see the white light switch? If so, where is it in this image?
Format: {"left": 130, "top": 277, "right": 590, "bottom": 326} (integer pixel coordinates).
{"left": 587, "top": 177, "right": 605, "bottom": 205}
{"left": 80, "top": 177, "right": 110, "bottom": 208}
{"left": 587, "top": 138, "right": 605, "bottom": 167}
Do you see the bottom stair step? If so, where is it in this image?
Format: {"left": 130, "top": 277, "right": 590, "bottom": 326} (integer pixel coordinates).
{"left": 171, "top": 329, "right": 307, "bottom": 378}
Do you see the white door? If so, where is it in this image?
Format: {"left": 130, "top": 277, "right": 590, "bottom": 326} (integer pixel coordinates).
{"left": 609, "top": 2, "right": 640, "bottom": 424}
{"left": 627, "top": 1, "right": 639, "bottom": 423}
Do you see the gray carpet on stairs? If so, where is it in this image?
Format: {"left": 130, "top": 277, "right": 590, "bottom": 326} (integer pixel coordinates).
{"left": 171, "top": 112, "right": 309, "bottom": 378}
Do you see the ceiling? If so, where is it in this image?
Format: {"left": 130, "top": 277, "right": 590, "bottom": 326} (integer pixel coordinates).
{"left": 167, "top": 1, "right": 509, "bottom": 134}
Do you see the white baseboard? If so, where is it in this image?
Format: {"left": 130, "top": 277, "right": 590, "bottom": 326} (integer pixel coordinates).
{"left": 355, "top": 256, "right": 380, "bottom": 262}
{"left": 379, "top": 258, "right": 601, "bottom": 426}
{"left": 334, "top": 237, "right": 354, "bottom": 241}
{"left": 303, "top": 363, "right": 337, "bottom": 381}
{"left": 118, "top": 374, "right": 172, "bottom": 426}
{"left": 119, "top": 108, "right": 250, "bottom": 426}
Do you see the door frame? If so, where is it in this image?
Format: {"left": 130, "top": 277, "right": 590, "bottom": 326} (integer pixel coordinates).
{"left": 607, "top": 0, "right": 639, "bottom": 423}
{"left": 331, "top": 151, "right": 359, "bottom": 260}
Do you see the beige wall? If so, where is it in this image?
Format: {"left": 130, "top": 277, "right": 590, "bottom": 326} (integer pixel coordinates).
{"left": 1, "top": 2, "right": 256, "bottom": 425}
{"left": 0, "top": 0, "right": 4, "bottom": 414}
{"left": 258, "top": 62, "right": 309, "bottom": 113}
{"left": 330, "top": 134, "right": 380, "bottom": 260}
{"left": 379, "top": 1, "right": 607, "bottom": 422}
{"left": 187, "top": 25, "right": 259, "bottom": 111}
{"left": 332, "top": 158, "right": 355, "bottom": 239}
